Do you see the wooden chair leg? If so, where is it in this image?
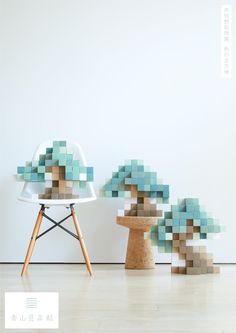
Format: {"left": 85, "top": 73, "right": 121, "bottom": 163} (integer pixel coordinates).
{"left": 21, "top": 206, "right": 45, "bottom": 276}
{"left": 70, "top": 206, "right": 92, "bottom": 276}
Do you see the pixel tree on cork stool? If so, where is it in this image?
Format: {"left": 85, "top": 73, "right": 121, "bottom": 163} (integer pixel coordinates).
{"left": 102, "top": 159, "right": 169, "bottom": 269}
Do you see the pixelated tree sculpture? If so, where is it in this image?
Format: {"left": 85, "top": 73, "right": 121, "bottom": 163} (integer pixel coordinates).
{"left": 103, "top": 159, "right": 169, "bottom": 216}
{"left": 102, "top": 160, "right": 169, "bottom": 269}
{"left": 17, "top": 140, "right": 93, "bottom": 200}
{"left": 149, "top": 198, "right": 221, "bottom": 274}
{"left": 17, "top": 140, "right": 94, "bottom": 277}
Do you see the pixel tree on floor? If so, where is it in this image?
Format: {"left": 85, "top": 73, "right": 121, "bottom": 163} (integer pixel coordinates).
{"left": 17, "top": 141, "right": 93, "bottom": 199}
{"left": 102, "top": 159, "right": 169, "bottom": 217}
{"left": 149, "top": 198, "right": 221, "bottom": 274}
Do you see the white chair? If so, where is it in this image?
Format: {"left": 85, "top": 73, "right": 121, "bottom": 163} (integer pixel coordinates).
{"left": 18, "top": 140, "right": 96, "bottom": 276}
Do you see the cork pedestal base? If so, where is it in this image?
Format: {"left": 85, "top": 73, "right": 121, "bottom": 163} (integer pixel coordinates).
{"left": 116, "top": 216, "right": 157, "bottom": 269}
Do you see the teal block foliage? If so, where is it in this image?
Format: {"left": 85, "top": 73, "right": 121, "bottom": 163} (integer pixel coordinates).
{"left": 17, "top": 141, "right": 94, "bottom": 185}
{"left": 73, "top": 160, "right": 80, "bottom": 167}
{"left": 17, "top": 167, "right": 25, "bottom": 174}
{"left": 24, "top": 173, "right": 31, "bottom": 181}
{"left": 102, "top": 159, "right": 169, "bottom": 202}
{"left": 150, "top": 198, "right": 221, "bottom": 253}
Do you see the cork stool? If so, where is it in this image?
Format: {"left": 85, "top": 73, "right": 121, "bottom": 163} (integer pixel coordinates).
{"left": 117, "top": 216, "right": 157, "bottom": 269}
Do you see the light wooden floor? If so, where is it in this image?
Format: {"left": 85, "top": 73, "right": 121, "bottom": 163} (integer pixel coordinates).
{"left": 0, "top": 264, "right": 236, "bottom": 333}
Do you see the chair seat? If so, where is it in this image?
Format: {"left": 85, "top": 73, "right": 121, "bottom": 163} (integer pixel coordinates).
{"left": 18, "top": 195, "right": 96, "bottom": 206}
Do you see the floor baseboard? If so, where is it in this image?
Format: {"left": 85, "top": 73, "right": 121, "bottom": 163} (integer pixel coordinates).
{"left": 0, "top": 262, "right": 235, "bottom": 264}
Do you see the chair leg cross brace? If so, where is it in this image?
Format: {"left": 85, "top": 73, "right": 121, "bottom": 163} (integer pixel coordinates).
{"left": 21, "top": 204, "right": 92, "bottom": 276}
{"left": 37, "top": 212, "right": 77, "bottom": 240}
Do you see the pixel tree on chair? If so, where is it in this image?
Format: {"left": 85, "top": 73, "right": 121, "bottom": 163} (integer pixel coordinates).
{"left": 17, "top": 140, "right": 95, "bottom": 276}
{"left": 149, "top": 198, "right": 221, "bottom": 274}
{"left": 17, "top": 140, "right": 93, "bottom": 200}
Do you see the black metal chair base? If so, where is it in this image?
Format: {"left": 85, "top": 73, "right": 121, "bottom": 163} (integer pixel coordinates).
{"left": 36, "top": 204, "right": 78, "bottom": 240}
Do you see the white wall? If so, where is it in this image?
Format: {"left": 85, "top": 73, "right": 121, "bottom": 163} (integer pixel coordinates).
{"left": 0, "top": 0, "right": 235, "bottom": 263}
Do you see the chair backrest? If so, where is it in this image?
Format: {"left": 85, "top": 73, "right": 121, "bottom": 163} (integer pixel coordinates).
{"left": 18, "top": 140, "right": 96, "bottom": 205}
